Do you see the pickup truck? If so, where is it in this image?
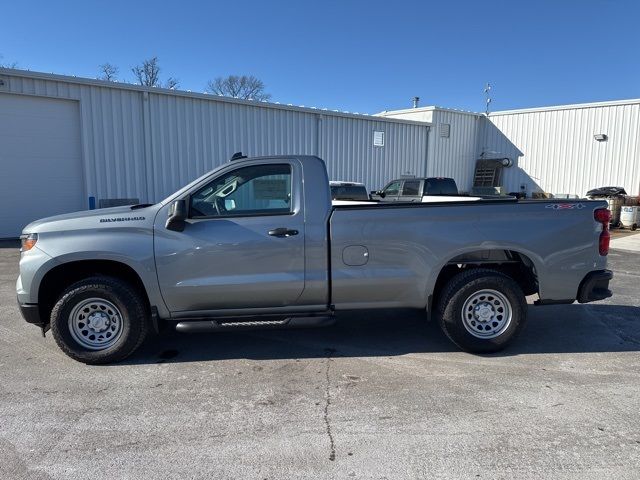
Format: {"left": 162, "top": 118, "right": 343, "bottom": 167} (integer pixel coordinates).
{"left": 372, "top": 176, "right": 479, "bottom": 203}
{"left": 17, "top": 155, "right": 613, "bottom": 364}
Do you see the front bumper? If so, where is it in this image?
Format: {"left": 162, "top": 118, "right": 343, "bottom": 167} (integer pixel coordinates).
{"left": 577, "top": 269, "right": 613, "bottom": 303}
{"left": 18, "top": 301, "right": 45, "bottom": 327}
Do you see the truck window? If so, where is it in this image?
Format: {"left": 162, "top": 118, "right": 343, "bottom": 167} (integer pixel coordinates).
{"left": 382, "top": 181, "right": 401, "bottom": 196}
{"left": 401, "top": 180, "right": 421, "bottom": 196}
{"left": 424, "top": 178, "right": 458, "bottom": 195}
{"left": 190, "top": 164, "right": 292, "bottom": 217}
{"left": 331, "top": 185, "right": 369, "bottom": 201}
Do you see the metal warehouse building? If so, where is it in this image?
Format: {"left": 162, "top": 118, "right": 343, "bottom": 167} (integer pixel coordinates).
{"left": 380, "top": 99, "right": 640, "bottom": 199}
{"left": 1, "top": 67, "right": 639, "bottom": 238}
{"left": 0, "top": 69, "right": 431, "bottom": 238}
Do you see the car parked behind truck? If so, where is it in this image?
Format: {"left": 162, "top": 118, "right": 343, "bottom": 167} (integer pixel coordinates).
{"left": 371, "top": 176, "right": 480, "bottom": 203}
{"left": 17, "top": 155, "right": 613, "bottom": 364}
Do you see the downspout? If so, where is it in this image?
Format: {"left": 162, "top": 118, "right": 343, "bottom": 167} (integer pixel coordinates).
{"left": 424, "top": 125, "right": 431, "bottom": 178}
{"left": 141, "top": 90, "right": 154, "bottom": 202}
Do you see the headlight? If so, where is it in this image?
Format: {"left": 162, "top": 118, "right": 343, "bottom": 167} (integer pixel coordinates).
{"left": 20, "top": 233, "right": 38, "bottom": 252}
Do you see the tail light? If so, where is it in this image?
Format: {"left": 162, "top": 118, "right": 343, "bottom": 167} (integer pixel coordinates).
{"left": 594, "top": 208, "right": 611, "bottom": 256}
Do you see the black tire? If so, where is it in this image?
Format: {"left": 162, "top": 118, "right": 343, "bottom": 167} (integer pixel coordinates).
{"left": 632, "top": 224, "right": 638, "bottom": 231}
{"left": 50, "top": 276, "right": 148, "bottom": 364}
{"left": 437, "top": 268, "right": 527, "bottom": 353}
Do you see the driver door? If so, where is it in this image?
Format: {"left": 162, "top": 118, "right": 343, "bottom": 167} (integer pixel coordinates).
{"left": 154, "top": 161, "right": 305, "bottom": 313}
{"left": 380, "top": 180, "right": 401, "bottom": 201}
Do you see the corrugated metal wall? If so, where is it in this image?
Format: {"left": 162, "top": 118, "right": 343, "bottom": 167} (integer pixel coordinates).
{"left": 427, "top": 109, "right": 482, "bottom": 193}
{"left": 0, "top": 70, "right": 430, "bottom": 204}
{"left": 378, "top": 108, "right": 483, "bottom": 192}
{"left": 484, "top": 103, "right": 640, "bottom": 196}
{"left": 381, "top": 103, "right": 640, "bottom": 197}
{"left": 320, "top": 115, "right": 429, "bottom": 190}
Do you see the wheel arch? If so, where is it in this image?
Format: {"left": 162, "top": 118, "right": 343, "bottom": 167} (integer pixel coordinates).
{"left": 38, "top": 259, "right": 151, "bottom": 325}
{"left": 429, "top": 248, "right": 540, "bottom": 313}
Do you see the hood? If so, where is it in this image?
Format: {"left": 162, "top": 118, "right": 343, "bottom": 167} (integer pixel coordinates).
{"left": 22, "top": 204, "right": 160, "bottom": 234}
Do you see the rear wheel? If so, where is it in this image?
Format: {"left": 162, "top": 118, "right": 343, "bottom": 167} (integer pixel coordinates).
{"left": 438, "top": 269, "right": 527, "bottom": 353}
{"left": 50, "top": 276, "right": 148, "bottom": 364}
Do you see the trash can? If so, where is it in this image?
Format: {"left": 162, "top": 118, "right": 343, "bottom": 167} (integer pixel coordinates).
{"left": 607, "top": 198, "right": 624, "bottom": 228}
{"left": 621, "top": 206, "right": 640, "bottom": 230}
{"left": 587, "top": 186, "right": 627, "bottom": 228}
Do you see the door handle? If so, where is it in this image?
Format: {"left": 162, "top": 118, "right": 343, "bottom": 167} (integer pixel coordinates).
{"left": 268, "top": 227, "right": 299, "bottom": 237}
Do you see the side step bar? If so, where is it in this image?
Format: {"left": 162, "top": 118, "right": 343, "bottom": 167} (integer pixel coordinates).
{"left": 175, "top": 315, "right": 335, "bottom": 333}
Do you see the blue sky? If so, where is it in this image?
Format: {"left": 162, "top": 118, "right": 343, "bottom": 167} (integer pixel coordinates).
{"left": 2, "top": 0, "right": 638, "bottom": 113}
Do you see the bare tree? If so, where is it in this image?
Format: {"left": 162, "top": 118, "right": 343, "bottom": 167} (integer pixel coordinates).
{"left": 0, "top": 54, "right": 18, "bottom": 68}
{"left": 165, "top": 76, "right": 179, "bottom": 90}
{"left": 132, "top": 57, "right": 160, "bottom": 86}
{"left": 99, "top": 63, "right": 118, "bottom": 81}
{"left": 207, "top": 75, "right": 271, "bottom": 101}
{"left": 131, "top": 56, "right": 179, "bottom": 89}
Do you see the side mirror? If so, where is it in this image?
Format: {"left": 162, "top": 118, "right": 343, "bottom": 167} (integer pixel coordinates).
{"left": 166, "top": 199, "right": 187, "bottom": 232}
{"left": 376, "top": 190, "right": 386, "bottom": 198}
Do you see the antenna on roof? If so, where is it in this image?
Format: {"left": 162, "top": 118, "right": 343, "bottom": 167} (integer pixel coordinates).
{"left": 230, "top": 152, "right": 247, "bottom": 161}
{"left": 484, "top": 83, "right": 492, "bottom": 116}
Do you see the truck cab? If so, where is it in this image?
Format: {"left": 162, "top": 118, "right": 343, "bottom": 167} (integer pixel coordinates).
{"left": 373, "top": 177, "right": 460, "bottom": 202}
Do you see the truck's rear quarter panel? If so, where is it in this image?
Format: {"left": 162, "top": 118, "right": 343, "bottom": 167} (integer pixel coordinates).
{"left": 329, "top": 200, "right": 608, "bottom": 309}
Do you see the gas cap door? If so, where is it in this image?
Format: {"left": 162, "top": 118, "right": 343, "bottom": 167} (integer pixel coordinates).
{"left": 342, "top": 245, "right": 369, "bottom": 266}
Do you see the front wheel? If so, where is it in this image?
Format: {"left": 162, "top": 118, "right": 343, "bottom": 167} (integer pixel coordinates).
{"left": 438, "top": 269, "right": 527, "bottom": 353}
{"left": 50, "top": 276, "right": 148, "bottom": 364}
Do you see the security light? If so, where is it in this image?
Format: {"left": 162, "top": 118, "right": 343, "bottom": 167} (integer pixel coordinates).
{"left": 594, "top": 134, "right": 608, "bottom": 141}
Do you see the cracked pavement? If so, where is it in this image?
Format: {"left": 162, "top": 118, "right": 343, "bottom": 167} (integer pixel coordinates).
{"left": 1, "top": 244, "right": 639, "bottom": 479}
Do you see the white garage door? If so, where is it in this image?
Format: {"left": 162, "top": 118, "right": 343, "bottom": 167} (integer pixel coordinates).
{"left": 0, "top": 93, "right": 84, "bottom": 238}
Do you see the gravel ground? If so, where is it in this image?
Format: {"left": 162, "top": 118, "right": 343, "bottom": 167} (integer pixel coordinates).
{"left": 1, "top": 245, "right": 639, "bottom": 479}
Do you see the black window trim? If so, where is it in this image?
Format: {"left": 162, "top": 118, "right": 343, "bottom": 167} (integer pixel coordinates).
{"left": 187, "top": 163, "right": 295, "bottom": 220}
{"left": 401, "top": 179, "right": 422, "bottom": 197}
{"left": 383, "top": 180, "right": 401, "bottom": 197}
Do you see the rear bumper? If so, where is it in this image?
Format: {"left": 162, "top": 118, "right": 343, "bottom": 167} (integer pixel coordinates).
{"left": 577, "top": 269, "right": 613, "bottom": 303}
{"left": 18, "top": 301, "right": 45, "bottom": 327}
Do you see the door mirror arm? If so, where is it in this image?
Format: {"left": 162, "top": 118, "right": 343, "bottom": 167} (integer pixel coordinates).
{"left": 166, "top": 199, "right": 187, "bottom": 232}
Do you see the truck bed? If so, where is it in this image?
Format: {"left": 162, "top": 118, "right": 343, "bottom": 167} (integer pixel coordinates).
{"left": 329, "top": 198, "right": 607, "bottom": 309}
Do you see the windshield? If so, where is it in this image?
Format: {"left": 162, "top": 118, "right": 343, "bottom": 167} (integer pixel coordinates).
{"left": 159, "top": 162, "right": 231, "bottom": 205}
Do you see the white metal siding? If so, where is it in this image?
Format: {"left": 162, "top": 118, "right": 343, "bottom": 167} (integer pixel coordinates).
{"left": 378, "top": 108, "right": 483, "bottom": 193}
{"left": 427, "top": 110, "right": 482, "bottom": 193}
{"left": 0, "top": 93, "right": 84, "bottom": 237}
{"left": 0, "top": 70, "right": 430, "bottom": 208}
{"left": 146, "top": 94, "right": 320, "bottom": 199}
{"left": 484, "top": 103, "right": 640, "bottom": 196}
{"left": 320, "top": 115, "right": 428, "bottom": 190}
{"left": 381, "top": 104, "right": 640, "bottom": 197}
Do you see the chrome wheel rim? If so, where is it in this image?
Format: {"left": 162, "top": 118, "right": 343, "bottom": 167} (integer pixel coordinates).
{"left": 461, "top": 289, "right": 512, "bottom": 339}
{"left": 68, "top": 298, "right": 123, "bottom": 350}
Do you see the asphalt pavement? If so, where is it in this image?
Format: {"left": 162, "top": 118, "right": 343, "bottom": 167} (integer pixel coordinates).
{"left": 0, "top": 244, "right": 639, "bottom": 479}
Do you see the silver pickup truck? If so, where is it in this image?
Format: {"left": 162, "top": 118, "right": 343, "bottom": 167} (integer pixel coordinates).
{"left": 17, "top": 155, "right": 613, "bottom": 364}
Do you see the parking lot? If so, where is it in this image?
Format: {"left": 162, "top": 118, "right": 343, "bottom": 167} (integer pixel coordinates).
{"left": 1, "top": 242, "right": 639, "bottom": 480}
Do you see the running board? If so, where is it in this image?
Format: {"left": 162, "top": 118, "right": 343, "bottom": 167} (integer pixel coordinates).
{"left": 175, "top": 315, "right": 335, "bottom": 333}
